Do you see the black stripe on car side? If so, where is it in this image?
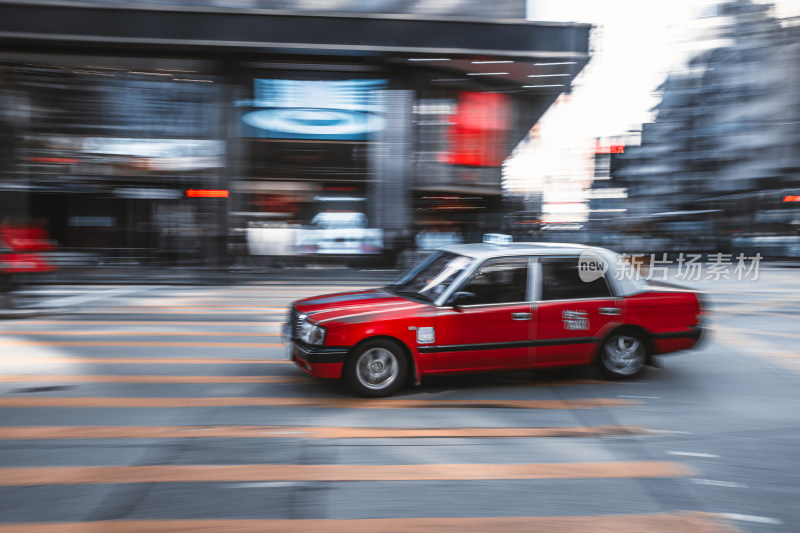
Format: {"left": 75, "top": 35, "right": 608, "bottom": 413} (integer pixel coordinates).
{"left": 652, "top": 327, "right": 703, "bottom": 340}
{"left": 416, "top": 337, "right": 598, "bottom": 354}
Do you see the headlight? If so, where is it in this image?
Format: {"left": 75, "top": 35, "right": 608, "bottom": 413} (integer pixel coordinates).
{"left": 298, "top": 319, "right": 326, "bottom": 346}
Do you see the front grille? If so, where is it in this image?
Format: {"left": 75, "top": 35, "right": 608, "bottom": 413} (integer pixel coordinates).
{"left": 289, "top": 307, "right": 302, "bottom": 339}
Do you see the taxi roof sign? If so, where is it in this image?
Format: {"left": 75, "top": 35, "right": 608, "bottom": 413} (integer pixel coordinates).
{"left": 483, "top": 233, "right": 512, "bottom": 245}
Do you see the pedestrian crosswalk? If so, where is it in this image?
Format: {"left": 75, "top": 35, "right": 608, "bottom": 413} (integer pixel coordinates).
{"left": 0, "top": 281, "right": 742, "bottom": 532}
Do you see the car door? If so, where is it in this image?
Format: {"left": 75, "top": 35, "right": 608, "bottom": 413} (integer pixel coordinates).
{"left": 431, "top": 256, "right": 533, "bottom": 372}
{"left": 533, "top": 256, "right": 623, "bottom": 367}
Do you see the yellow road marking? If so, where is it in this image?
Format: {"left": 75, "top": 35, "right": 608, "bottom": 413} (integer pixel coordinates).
{"left": 0, "top": 397, "right": 636, "bottom": 409}
{"left": 0, "top": 425, "right": 652, "bottom": 440}
{"left": 0, "top": 513, "right": 741, "bottom": 533}
{"left": 0, "top": 461, "right": 692, "bottom": 485}
{"left": 0, "top": 375, "right": 310, "bottom": 384}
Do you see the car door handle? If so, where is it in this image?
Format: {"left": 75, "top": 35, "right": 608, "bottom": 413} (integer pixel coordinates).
{"left": 511, "top": 312, "right": 532, "bottom": 320}
{"left": 599, "top": 307, "right": 621, "bottom": 316}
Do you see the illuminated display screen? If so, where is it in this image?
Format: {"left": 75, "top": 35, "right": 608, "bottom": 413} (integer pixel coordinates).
{"left": 240, "top": 79, "right": 386, "bottom": 140}
{"left": 439, "top": 91, "right": 512, "bottom": 167}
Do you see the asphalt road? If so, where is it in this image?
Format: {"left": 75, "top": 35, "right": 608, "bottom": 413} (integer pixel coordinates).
{"left": 0, "top": 267, "right": 798, "bottom": 532}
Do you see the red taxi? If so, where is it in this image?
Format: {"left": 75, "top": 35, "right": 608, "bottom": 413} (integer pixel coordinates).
{"left": 285, "top": 243, "right": 705, "bottom": 397}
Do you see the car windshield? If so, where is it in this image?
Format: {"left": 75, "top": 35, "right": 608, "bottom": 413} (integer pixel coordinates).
{"left": 389, "top": 251, "right": 474, "bottom": 302}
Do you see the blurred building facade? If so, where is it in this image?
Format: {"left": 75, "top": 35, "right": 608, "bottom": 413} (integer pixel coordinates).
{"left": 612, "top": 0, "right": 800, "bottom": 257}
{"left": 0, "top": 0, "right": 590, "bottom": 268}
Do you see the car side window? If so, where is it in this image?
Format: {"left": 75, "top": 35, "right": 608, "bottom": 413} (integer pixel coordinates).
{"left": 457, "top": 257, "right": 529, "bottom": 305}
{"left": 541, "top": 257, "right": 611, "bottom": 300}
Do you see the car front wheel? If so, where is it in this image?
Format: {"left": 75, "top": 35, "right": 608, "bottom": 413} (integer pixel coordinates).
{"left": 344, "top": 339, "right": 407, "bottom": 397}
{"left": 597, "top": 330, "right": 647, "bottom": 379}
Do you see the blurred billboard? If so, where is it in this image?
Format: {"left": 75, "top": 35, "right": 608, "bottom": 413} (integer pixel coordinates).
{"left": 240, "top": 79, "right": 386, "bottom": 141}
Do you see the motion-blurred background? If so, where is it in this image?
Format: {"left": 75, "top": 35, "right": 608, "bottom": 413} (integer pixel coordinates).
{"left": 1, "top": 0, "right": 799, "bottom": 286}
{"left": 3, "top": 4, "right": 800, "bottom": 531}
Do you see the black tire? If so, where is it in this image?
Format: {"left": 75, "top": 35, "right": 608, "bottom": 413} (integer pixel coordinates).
{"left": 344, "top": 339, "right": 408, "bottom": 397}
{"left": 596, "top": 329, "right": 647, "bottom": 379}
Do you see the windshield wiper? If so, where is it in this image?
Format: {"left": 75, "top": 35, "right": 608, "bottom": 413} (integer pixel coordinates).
{"left": 388, "top": 287, "right": 432, "bottom": 302}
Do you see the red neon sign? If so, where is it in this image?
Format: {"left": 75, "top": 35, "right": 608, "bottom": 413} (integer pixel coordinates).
{"left": 186, "top": 189, "right": 229, "bottom": 198}
{"left": 783, "top": 195, "right": 800, "bottom": 202}
{"left": 594, "top": 143, "right": 625, "bottom": 155}
{"left": 438, "top": 92, "right": 512, "bottom": 168}
{"left": 27, "top": 157, "right": 79, "bottom": 164}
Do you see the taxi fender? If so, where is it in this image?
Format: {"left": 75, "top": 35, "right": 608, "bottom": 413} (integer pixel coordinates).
{"left": 327, "top": 320, "right": 428, "bottom": 383}
{"left": 347, "top": 334, "right": 421, "bottom": 385}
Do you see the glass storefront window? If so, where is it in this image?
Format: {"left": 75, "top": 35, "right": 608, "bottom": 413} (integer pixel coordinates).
{"left": 0, "top": 54, "right": 226, "bottom": 265}
{"left": 233, "top": 69, "right": 388, "bottom": 257}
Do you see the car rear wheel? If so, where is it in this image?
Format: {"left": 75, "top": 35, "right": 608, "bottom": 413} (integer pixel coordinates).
{"left": 597, "top": 330, "right": 647, "bottom": 379}
{"left": 344, "top": 339, "right": 407, "bottom": 397}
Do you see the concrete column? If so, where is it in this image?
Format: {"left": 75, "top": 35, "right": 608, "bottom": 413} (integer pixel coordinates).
{"left": 368, "top": 90, "right": 413, "bottom": 254}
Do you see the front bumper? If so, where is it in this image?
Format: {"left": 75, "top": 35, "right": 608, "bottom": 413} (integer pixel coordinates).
{"left": 288, "top": 339, "right": 350, "bottom": 379}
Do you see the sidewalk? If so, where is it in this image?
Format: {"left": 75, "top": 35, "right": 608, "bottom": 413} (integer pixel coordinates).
{"left": 28, "top": 265, "right": 403, "bottom": 286}
{"left": 0, "top": 294, "right": 57, "bottom": 319}
{"left": 0, "top": 265, "right": 403, "bottom": 319}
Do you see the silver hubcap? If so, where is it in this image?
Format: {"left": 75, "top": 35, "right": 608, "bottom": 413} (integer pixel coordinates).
{"left": 603, "top": 335, "right": 644, "bottom": 375}
{"left": 356, "top": 347, "right": 398, "bottom": 390}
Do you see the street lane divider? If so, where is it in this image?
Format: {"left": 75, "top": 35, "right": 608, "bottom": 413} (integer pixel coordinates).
{"left": 0, "top": 425, "right": 654, "bottom": 440}
{"left": 0, "top": 461, "right": 693, "bottom": 485}
{"left": 0, "top": 375, "right": 311, "bottom": 384}
{"left": 0, "top": 513, "right": 742, "bottom": 533}
{"left": 0, "top": 397, "right": 638, "bottom": 409}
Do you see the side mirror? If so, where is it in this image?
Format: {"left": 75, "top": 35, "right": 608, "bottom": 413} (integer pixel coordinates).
{"left": 449, "top": 291, "right": 475, "bottom": 307}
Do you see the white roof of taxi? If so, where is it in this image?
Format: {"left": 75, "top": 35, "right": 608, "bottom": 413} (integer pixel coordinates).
{"left": 440, "top": 242, "right": 612, "bottom": 259}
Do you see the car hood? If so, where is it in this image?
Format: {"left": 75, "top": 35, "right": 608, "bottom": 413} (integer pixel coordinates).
{"left": 294, "top": 288, "right": 429, "bottom": 325}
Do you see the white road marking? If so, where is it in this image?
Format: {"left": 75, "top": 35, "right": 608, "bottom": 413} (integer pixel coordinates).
{"left": 23, "top": 286, "right": 154, "bottom": 309}
{"left": 718, "top": 513, "right": 782, "bottom": 525}
{"left": 667, "top": 451, "right": 720, "bottom": 458}
{"left": 692, "top": 479, "right": 747, "bottom": 488}
{"left": 224, "top": 482, "right": 307, "bottom": 488}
